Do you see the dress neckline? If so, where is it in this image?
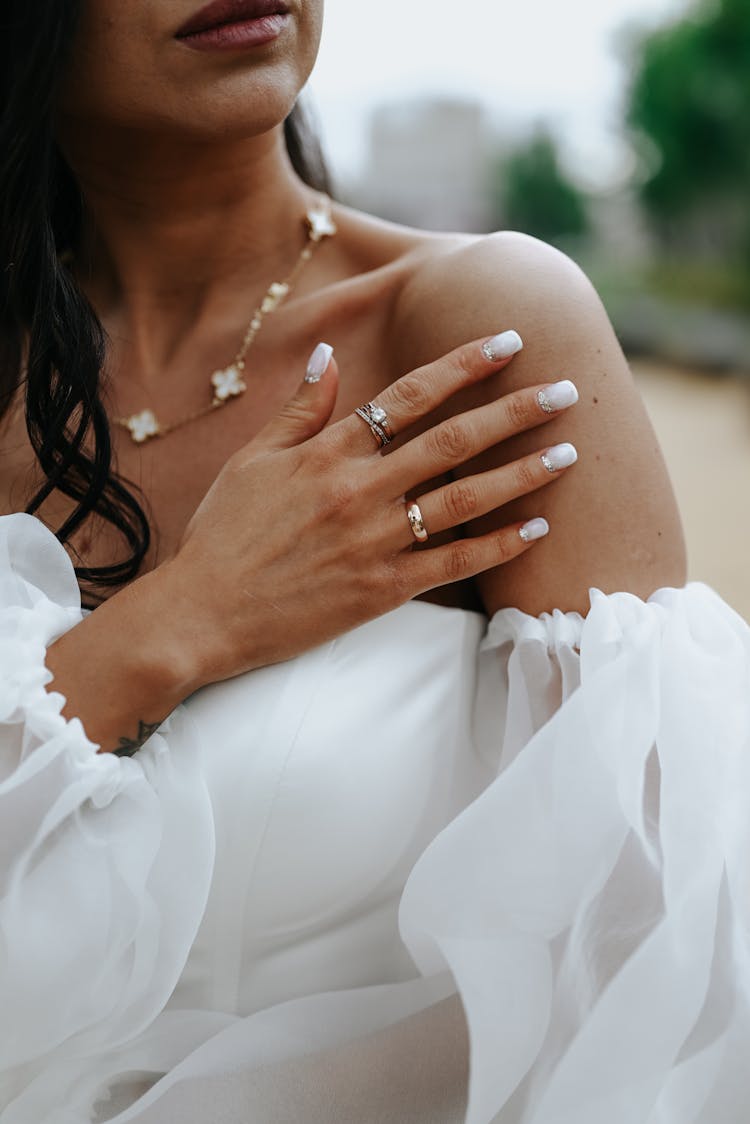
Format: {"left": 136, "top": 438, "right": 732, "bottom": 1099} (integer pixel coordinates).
{"left": 405, "top": 597, "right": 488, "bottom": 622}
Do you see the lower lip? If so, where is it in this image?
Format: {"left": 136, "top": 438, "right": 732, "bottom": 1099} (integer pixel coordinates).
{"left": 177, "top": 13, "right": 290, "bottom": 51}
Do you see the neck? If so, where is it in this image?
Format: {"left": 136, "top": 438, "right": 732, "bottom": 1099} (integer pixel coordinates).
{"left": 59, "top": 123, "right": 317, "bottom": 374}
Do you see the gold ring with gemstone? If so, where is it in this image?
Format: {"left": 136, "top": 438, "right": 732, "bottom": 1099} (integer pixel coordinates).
{"left": 406, "top": 501, "right": 429, "bottom": 543}
{"left": 354, "top": 401, "right": 394, "bottom": 448}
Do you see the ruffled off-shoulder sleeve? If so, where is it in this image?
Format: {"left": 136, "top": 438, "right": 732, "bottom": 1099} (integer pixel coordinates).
{"left": 399, "top": 583, "right": 750, "bottom": 1124}
{"left": 0, "top": 514, "right": 214, "bottom": 1123}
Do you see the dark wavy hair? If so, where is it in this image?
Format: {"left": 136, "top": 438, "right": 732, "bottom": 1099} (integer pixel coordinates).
{"left": 0, "top": 0, "right": 332, "bottom": 608}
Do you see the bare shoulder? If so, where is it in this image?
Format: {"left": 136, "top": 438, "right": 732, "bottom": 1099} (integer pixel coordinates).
{"left": 392, "top": 229, "right": 616, "bottom": 370}
{"left": 390, "top": 230, "right": 688, "bottom": 616}
{"left": 326, "top": 200, "right": 473, "bottom": 283}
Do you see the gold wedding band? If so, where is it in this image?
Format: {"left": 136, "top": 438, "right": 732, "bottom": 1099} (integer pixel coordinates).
{"left": 406, "top": 501, "right": 429, "bottom": 543}
{"left": 354, "top": 401, "right": 394, "bottom": 448}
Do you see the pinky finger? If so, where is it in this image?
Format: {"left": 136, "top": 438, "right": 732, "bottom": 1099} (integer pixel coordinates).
{"left": 404, "top": 518, "right": 550, "bottom": 593}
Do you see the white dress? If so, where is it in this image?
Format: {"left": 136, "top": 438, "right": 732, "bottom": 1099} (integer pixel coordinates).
{"left": 2, "top": 510, "right": 750, "bottom": 1124}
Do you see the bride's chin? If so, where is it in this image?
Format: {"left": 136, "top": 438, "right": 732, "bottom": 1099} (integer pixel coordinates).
{"left": 164, "top": 93, "right": 298, "bottom": 144}
{"left": 61, "top": 35, "right": 315, "bottom": 144}
{"left": 156, "top": 59, "right": 308, "bottom": 136}
{"left": 79, "top": 76, "right": 300, "bottom": 145}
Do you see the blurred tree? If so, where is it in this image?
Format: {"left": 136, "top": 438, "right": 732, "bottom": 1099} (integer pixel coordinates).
{"left": 494, "top": 129, "right": 589, "bottom": 247}
{"left": 627, "top": 0, "right": 750, "bottom": 263}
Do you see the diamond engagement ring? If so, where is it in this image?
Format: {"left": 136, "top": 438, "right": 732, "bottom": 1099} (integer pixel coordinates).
{"left": 354, "top": 401, "right": 394, "bottom": 448}
{"left": 406, "top": 502, "right": 429, "bottom": 543}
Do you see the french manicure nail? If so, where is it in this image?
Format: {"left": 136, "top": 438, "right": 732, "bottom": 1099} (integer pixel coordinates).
{"left": 541, "top": 443, "right": 578, "bottom": 472}
{"left": 305, "top": 341, "right": 334, "bottom": 383}
{"left": 519, "top": 517, "right": 550, "bottom": 543}
{"left": 482, "top": 330, "right": 524, "bottom": 362}
{"left": 538, "top": 380, "right": 579, "bottom": 413}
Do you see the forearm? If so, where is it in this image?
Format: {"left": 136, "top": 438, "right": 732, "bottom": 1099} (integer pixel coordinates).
{"left": 44, "top": 562, "right": 205, "bottom": 755}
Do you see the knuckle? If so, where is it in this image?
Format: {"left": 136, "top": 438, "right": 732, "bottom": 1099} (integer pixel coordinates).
{"left": 301, "top": 422, "right": 346, "bottom": 472}
{"left": 504, "top": 393, "right": 532, "bottom": 432}
{"left": 360, "top": 562, "right": 402, "bottom": 610}
{"left": 454, "top": 348, "right": 477, "bottom": 381}
{"left": 513, "top": 459, "right": 538, "bottom": 494}
{"left": 444, "top": 479, "right": 479, "bottom": 522}
{"left": 387, "top": 374, "right": 431, "bottom": 417}
{"left": 271, "top": 400, "right": 320, "bottom": 442}
{"left": 322, "top": 472, "right": 359, "bottom": 516}
{"left": 443, "top": 541, "right": 473, "bottom": 582}
{"left": 308, "top": 429, "right": 339, "bottom": 470}
{"left": 381, "top": 559, "right": 408, "bottom": 604}
{"left": 493, "top": 532, "right": 515, "bottom": 566}
{"left": 429, "top": 420, "right": 472, "bottom": 464}
{"left": 278, "top": 398, "right": 312, "bottom": 424}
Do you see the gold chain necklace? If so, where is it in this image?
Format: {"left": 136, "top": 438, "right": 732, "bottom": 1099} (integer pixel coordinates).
{"left": 104, "top": 196, "right": 337, "bottom": 444}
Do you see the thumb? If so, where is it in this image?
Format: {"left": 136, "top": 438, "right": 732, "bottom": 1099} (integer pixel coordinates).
{"left": 255, "top": 342, "right": 339, "bottom": 452}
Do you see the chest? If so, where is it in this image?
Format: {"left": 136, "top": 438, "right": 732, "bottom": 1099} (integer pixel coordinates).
{"left": 0, "top": 284, "right": 479, "bottom": 611}
{"left": 0, "top": 288, "right": 358, "bottom": 514}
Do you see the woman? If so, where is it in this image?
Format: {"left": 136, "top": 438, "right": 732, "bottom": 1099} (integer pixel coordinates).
{"left": 2, "top": 2, "right": 749, "bottom": 1122}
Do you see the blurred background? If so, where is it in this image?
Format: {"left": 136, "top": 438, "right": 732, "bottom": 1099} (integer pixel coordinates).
{"left": 308, "top": 0, "right": 750, "bottom": 617}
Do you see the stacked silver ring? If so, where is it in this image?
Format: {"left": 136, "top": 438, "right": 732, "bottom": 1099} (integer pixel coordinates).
{"left": 354, "top": 401, "right": 394, "bottom": 448}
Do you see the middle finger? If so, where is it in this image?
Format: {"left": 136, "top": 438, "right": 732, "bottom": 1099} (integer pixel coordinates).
{"left": 378, "top": 380, "right": 579, "bottom": 495}
{"left": 396, "top": 441, "right": 578, "bottom": 547}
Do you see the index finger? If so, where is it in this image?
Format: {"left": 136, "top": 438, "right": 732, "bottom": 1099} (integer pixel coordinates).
{"left": 329, "top": 329, "right": 523, "bottom": 455}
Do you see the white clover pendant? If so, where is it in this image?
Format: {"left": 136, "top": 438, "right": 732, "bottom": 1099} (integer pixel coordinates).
{"left": 211, "top": 364, "right": 248, "bottom": 403}
{"left": 126, "top": 409, "right": 160, "bottom": 443}
{"left": 307, "top": 205, "right": 337, "bottom": 242}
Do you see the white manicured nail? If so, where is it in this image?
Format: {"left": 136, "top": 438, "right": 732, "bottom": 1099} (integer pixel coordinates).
{"left": 519, "top": 518, "right": 550, "bottom": 543}
{"left": 305, "top": 342, "right": 334, "bottom": 383}
{"left": 482, "top": 330, "right": 523, "bottom": 362}
{"left": 541, "top": 443, "right": 578, "bottom": 472}
{"left": 538, "top": 380, "right": 579, "bottom": 413}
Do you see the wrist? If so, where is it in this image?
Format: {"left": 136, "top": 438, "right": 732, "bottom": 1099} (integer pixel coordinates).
{"left": 122, "top": 561, "right": 209, "bottom": 700}
{"left": 156, "top": 550, "right": 277, "bottom": 685}
{"left": 44, "top": 563, "right": 204, "bottom": 754}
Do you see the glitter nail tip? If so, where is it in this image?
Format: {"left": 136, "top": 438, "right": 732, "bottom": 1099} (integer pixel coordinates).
{"left": 519, "top": 518, "right": 550, "bottom": 543}
{"left": 541, "top": 443, "right": 578, "bottom": 472}
{"left": 482, "top": 330, "right": 524, "bottom": 363}
{"left": 538, "top": 380, "right": 579, "bottom": 413}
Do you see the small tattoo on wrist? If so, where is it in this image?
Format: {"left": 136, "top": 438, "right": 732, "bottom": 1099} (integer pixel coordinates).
{"left": 113, "top": 719, "right": 162, "bottom": 758}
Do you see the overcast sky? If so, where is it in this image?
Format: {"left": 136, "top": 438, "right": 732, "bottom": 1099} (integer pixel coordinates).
{"left": 309, "top": 0, "right": 689, "bottom": 190}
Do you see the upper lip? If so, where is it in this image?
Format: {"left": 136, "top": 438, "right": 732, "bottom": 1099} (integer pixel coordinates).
{"left": 175, "top": 0, "right": 290, "bottom": 37}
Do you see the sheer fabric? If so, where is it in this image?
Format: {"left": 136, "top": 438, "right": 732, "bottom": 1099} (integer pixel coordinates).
{"left": 1, "top": 511, "right": 749, "bottom": 1124}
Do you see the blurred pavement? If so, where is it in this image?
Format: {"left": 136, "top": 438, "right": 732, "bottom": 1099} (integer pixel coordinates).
{"left": 633, "top": 360, "right": 750, "bottom": 621}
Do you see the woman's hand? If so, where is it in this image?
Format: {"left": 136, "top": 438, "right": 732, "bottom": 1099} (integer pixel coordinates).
{"left": 164, "top": 331, "right": 579, "bottom": 688}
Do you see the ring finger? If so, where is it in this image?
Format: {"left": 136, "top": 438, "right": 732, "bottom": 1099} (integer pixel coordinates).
{"left": 397, "top": 441, "right": 578, "bottom": 546}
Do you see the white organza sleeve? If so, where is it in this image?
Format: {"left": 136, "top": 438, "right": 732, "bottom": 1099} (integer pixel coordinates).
{"left": 0, "top": 514, "right": 214, "bottom": 1124}
{"left": 399, "top": 583, "right": 750, "bottom": 1124}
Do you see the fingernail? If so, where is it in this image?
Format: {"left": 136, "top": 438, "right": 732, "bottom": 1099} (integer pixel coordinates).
{"left": 482, "top": 330, "right": 523, "bottom": 362}
{"left": 305, "top": 342, "right": 334, "bottom": 383}
{"left": 519, "top": 517, "right": 550, "bottom": 543}
{"left": 541, "top": 443, "right": 578, "bottom": 472}
{"left": 538, "top": 380, "right": 579, "bottom": 413}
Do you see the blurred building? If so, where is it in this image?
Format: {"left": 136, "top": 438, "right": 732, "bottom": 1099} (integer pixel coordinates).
{"left": 587, "top": 189, "right": 652, "bottom": 264}
{"left": 352, "top": 98, "right": 496, "bottom": 233}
